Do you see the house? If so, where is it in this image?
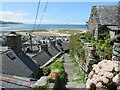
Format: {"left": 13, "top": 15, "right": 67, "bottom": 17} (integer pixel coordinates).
{"left": 0, "top": 32, "right": 39, "bottom": 77}
{"left": 0, "top": 49, "right": 38, "bottom": 77}
{"left": 61, "top": 41, "right": 70, "bottom": 52}
{"left": 31, "top": 46, "right": 61, "bottom": 67}
{"left": 50, "top": 46, "right": 61, "bottom": 55}
{"left": 0, "top": 74, "right": 36, "bottom": 90}
{"left": 88, "top": 5, "right": 119, "bottom": 40}
{"left": 1, "top": 31, "right": 64, "bottom": 76}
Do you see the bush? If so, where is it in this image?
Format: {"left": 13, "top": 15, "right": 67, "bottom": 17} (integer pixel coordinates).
{"left": 70, "top": 35, "right": 85, "bottom": 63}
{"left": 50, "top": 61, "right": 65, "bottom": 79}
{"left": 43, "top": 67, "right": 50, "bottom": 76}
{"left": 86, "top": 60, "right": 120, "bottom": 90}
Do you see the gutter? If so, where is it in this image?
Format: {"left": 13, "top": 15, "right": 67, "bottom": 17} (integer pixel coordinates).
{"left": 40, "top": 52, "right": 62, "bottom": 68}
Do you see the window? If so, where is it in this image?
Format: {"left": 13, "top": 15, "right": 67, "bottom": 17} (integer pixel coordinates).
{"left": 115, "top": 30, "right": 120, "bottom": 35}
{"left": 6, "top": 51, "right": 16, "bottom": 60}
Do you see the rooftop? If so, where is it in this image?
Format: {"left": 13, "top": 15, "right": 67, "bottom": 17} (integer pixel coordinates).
{"left": 0, "top": 74, "right": 36, "bottom": 89}
{"left": 89, "top": 5, "right": 118, "bottom": 26}
{"left": 0, "top": 49, "right": 38, "bottom": 77}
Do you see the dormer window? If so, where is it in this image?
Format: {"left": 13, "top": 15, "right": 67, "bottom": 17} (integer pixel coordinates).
{"left": 6, "top": 51, "right": 16, "bottom": 60}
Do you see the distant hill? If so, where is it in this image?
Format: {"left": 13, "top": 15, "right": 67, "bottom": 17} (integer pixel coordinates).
{"left": 0, "top": 20, "right": 23, "bottom": 24}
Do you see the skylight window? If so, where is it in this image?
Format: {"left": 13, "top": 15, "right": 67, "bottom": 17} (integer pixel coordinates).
{"left": 6, "top": 52, "right": 16, "bottom": 60}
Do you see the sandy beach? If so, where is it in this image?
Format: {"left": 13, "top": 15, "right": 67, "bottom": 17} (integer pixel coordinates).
{"left": 17, "top": 29, "right": 87, "bottom": 36}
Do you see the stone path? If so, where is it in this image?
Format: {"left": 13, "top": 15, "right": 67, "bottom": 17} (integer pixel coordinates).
{"left": 63, "top": 54, "right": 85, "bottom": 89}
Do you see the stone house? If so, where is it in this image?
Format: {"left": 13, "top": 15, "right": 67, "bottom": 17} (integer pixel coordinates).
{"left": 88, "top": 5, "right": 119, "bottom": 40}
{"left": 88, "top": 5, "right": 120, "bottom": 60}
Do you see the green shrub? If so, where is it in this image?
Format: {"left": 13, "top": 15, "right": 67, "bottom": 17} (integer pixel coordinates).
{"left": 43, "top": 67, "right": 50, "bottom": 76}
{"left": 50, "top": 61, "right": 65, "bottom": 79}
{"left": 35, "top": 85, "right": 48, "bottom": 90}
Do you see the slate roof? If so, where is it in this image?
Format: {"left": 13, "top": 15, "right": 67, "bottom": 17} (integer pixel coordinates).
{"left": 48, "top": 47, "right": 59, "bottom": 56}
{"left": 0, "top": 74, "right": 36, "bottom": 89}
{"left": 54, "top": 46, "right": 62, "bottom": 52}
{"left": 107, "top": 26, "right": 120, "bottom": 31}
{"left": 61, "top": 42, "right": 70, "bottom": 51}
{"left": 32, "top": 51, "right": 51, "bottom": 67}
{"left": 0, "top": 46, "right": 8, "bottom": 54}
{"left": 32, "top": 46, "right": 61, "bottom": 67}
{"left": 89, "top": 5, "right": 118, "bottom": 25}
{"left": 0, "top": 49, "right": 38, "bottom": 77}
{"left": 96, "top": 5, "right": 118, "bottom": 26}
{"left": 0, "top": 38, "right": 6, "bottom": 46}
{"left": 88, "top": 5, "right": 119, "bottom": 31}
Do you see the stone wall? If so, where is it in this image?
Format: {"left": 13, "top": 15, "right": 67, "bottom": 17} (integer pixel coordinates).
{"left": 84, "top": 42, "right": 96, "bottom": 73}
{"left": 112, "top": 42, "right": 120, "bottom": 61}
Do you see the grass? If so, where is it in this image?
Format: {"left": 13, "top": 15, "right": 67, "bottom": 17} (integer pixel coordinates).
{"left": 17, "top": 30, "right": 49, "bottom": 32}
{"left": 59, "top": 29, "right": 83, "bottom": 35}
{"left": 69, "top": 54, "right": 86, "bottom": 83}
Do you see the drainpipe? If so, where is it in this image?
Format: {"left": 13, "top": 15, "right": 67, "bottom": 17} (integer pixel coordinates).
{"left": 29, "top": 33, "right": 33, "bottom": 51}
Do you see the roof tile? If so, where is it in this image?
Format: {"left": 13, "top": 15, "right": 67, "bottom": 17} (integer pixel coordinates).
{"left": 22, "top": 82, "right": 31, "bottom": 87}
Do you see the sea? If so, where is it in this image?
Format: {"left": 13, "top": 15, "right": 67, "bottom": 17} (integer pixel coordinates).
{"left": 0, "top": 24, "right": 87, "bottom": 32}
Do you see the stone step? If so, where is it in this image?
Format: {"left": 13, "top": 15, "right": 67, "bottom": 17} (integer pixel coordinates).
{"left": 66, "top": 82, "right": 85, "bottom": 88}
{"left": 114, "top": 46, "right": 120, "bottom": 53}
{"left": 113, "top": 50, "right": 120, "bottom": 56}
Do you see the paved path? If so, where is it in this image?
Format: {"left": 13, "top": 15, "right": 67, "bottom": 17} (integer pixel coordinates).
{"left": 63, "top": 54, "right": 85, "bottom": 89}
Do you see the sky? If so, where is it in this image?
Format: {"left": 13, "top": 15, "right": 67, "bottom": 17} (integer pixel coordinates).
{"left": 0, "top": 2, "right": 118, "bottom": 24}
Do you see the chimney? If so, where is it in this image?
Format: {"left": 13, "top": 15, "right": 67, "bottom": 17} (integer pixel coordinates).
{"left": 6, "top": 31, "right": 22, "bottom": 53}
{"left": 50, "top": 40, "right": 56, "bottom": 47}
{"left": 41, "top": 44, "right": 48, "bottom": 52}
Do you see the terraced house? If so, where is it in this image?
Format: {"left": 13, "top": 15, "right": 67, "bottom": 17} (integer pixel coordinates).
{"left": 88, "top": 5, "right": 119, "bottom": 39}
{"left": 0, "top": 31, "right": 67, "bottom": 89}
{"left": 88, "top": 5, "right": 120, "bottom": 60}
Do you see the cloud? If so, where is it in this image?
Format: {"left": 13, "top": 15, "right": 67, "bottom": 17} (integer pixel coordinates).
{"left": 0, "top": 11, "right": 27, "bottom": 22}
{"left": 0, "top": 11, "right": 86, "bottom": 24}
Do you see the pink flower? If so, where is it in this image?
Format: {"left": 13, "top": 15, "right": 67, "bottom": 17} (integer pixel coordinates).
{"left": 103, "top": 65, "right": 113, "bottom": 72}
{"left": 86, "top": 79, "right": 92, "bottom": 88}
{"left": 91, "top": 78, "right": 97, "bottom": 84}
{"left": 117, "top": 86, "right": 120, "bottom": 90}
{"left": 104, "top": 72, "right": 113, "bottom": 79}
{"left": 86, "top": 60, "right": 120, "bottom": 89}
{"left": 113, "top": 74, "right": 120, "bottom": 84}
{"left": 102, "top": 77, "right": 109, "bottom": 84}
{"left": 86, "top": 84, "right": 90, "bottom": 88}
{"left": 96, "top": 82, "right": 102, "bottom": 88}
{"left": 92, "top": 64, "right": 97, "bottom": 68}
{"left": 95, "top": 66, "right": 100, "bottom": 74}
{"left": 88, "top": 71, "right": 94, "bottom": 79}
{"left": 115, "top": 66, "right": 120, "bottom": 72}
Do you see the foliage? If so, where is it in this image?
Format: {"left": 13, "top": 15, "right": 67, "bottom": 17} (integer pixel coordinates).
{"left": 35, "top": 85, "right": 48, "bottom": 90}
{"left": 43, "top": 67, "right": 50, "bottom": 76}
{"left": 86, "top": 60, "right": 120, "bottom": 90}
{"left": 49, "top": 60, "right": 66, "bottom": 88}
{"left": 70, "top": 35, "right": 85, "bottom": 63}
{"left": 70, "top": 55, "right": 78, "bottom": 72}
{"left": 50, "top": 61, "right": 65, "bottom": 79}
{"left": 79, "top": 31, "right": 92, "bottom": 42}
{"left": 98, "top": 26, "right": 109, "bottom": 40}
{"left": 42, "top": 58, "right": 66, "bottom": 88}
{"left": 34, "top": 79, "right": 50, "bottom": 90}
{"left": 91, "top": 34, "right": 113, "bottom": 60}
{"left": 69, "top": 54, "right": 86, "bottom": 83}
{"left": 18, "top": 30, "right": 48, "bottom": 32}
{"left": 59, "top": 29, "right": 82, "bottom": 35}
{"left": 43, "top": 59, "right": 65, "bottom": 79}
{"left": 31, "top": 68, "right": 43, "bottom": 79}
{"left": 73, "top": 73, "right": 86, "bottom": 83}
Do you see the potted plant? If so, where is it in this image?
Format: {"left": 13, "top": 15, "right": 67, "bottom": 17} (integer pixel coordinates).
{"left": 50, "top": 69, "right": 59, "bottom": 79}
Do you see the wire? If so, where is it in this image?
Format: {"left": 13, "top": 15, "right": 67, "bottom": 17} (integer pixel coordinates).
{"left": 33, "top": 0, "right": 41, "bottom": 31}
{"left": 37, "top": 1, "right": 49, "bottom": 30}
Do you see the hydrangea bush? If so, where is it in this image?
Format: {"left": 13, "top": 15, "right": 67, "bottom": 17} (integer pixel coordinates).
{"left": 86, "top": 60, "right": 120, "bottom": 90}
